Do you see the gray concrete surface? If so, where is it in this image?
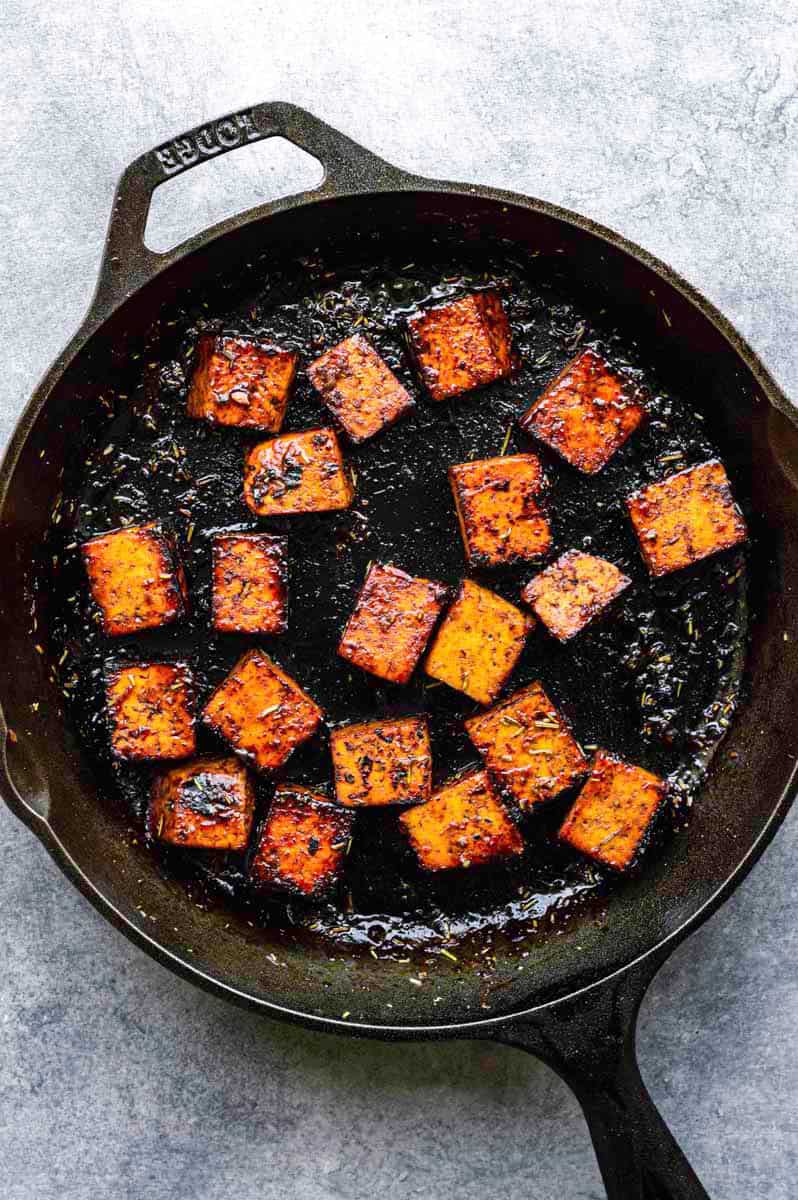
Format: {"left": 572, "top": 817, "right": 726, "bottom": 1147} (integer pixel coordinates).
{"left": 1, "top": 2, "right": 797, "bottom": 1197}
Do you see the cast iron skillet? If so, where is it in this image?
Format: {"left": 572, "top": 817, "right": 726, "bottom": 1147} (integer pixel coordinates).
{"left": 2, "top": 103, "right": 798, "bottom": 1200}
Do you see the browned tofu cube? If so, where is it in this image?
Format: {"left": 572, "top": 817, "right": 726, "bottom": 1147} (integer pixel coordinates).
{"left": 407, "top": 290, "right": 513, "bottom": 401}
{"left": 399, "top": 769, "right": 523, "bottom": 872}
{"left": 202, "top": 649, "right": 323, "bottom": 772}
{"left": 149, "top": 756, "right": 256, "bottom": 850}
{"left": 465, "top": 682, "right": 587, "bottom": 810}
{"left": 424, "top": 580, "right": 533, "bottom": 705}
{"left": 212, "top": 532, "right": 287, "bottom": 635}
{"left": 330, "top": 716, "right": 431, "bottom": 808}
{"left": 521, "top": 550, "right": 631, "bottom": 641}
{"left": 559, "top": 750, "right": 666, "bottom": 871}
{"left": 243, "top": 427, "right": 354, "bottom": 516}
{"left": 449, "top": 453, "right": 551, "bottom": 567}
{"left": 82, "top": 520, "right": 188, "bottom": 637}
{"left": 338, "top": 562, "right": 449, "bottom": 685}
{"left": 106, "top": 662, "right": 196, "bottom": 760}
{"left": 626, "top": 460, "right": 747, "bottom": 577}
{"left": 307, "top": 334, "right": 414, "bottom": 443}
{"left": 520, "top": 350, "right": 646, "bottom": 474}
{"left": 187, "top": 335, "right": 297, "bottom": 432}
{"left": 249, "top": 785, "right": 354, "bottom": 898}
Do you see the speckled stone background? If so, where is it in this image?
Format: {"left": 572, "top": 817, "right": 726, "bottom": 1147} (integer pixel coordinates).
{"left": 1, "top": 2, "right": 797, "bottom": 1197}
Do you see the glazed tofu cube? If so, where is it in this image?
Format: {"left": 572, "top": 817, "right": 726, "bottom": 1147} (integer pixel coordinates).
{"left": 82, "top": 520, "right": 188, "bottom": 637}
{"left": 520, "top": 350, "right": 646, "bottom": 474}
{"left": 149, "top": 756, "right": 256, "bottom": 850}
{"left": 424, "top": 580, "right": 533, "bottom": 705}
{"left": 559, "top": 750, "right": 666, "bottom": 871}
{"left": 407, "top": 290, "right": 513, "bottom": 401}
{"left": 106, "top": 662, "right": 196, "bottom": 760}
{"left": 338, "top": 562, "right": 448, "bottom": 685}
{"left": 465, "top": 682, "right": 587, "bottom": 810}
{"left": 449, "top": 453, "right": 551, "bottom": 567}
{"left": 330, "top": 716, "right": 432, "bottom": 808}
{"left": 308, "top": 334, "right": 414, "bottom": 443}
{"left": 521, "top": 550, "right": 631, "bottom": 641}
{"left": 187, "top": 335, "right": 297, "bottom": 432}
{"left": 399, "top": 769, "right": 523, "bottom": 872}
{"left": 202, "top": 649, "right": 323, "bottom": 772}
{"left": 212, "top": 532, "right": 287, "bottom": 635}
{"left": 626, "top": 460, "right": 747, "bottom": 577}
{"left": 243, "top": 427, "right": 354, "bottom": 516}
{"left": 249, "top": 785, "right": 354, "bottom": 898}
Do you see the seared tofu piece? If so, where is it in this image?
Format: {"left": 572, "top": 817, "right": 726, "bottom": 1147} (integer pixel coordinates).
{"left": 399, "top": 769, "right": 523, "bottom": 872}
{"left": 249, "top": 785, "right": 354, "bottom": 898}
{"left": 449, "top": 453, "right": 551, "bottom": 567}
{"left": 559, "top": 750, "right": 666, "bottom": 871}
{"left": 107, "top": 662, "right": 196, "bottom": 760}
{"left": 330, "top": 716, "right": 432, "bottom": 808}
{"left": 308, "top": 334, "right": 414, "bottom": 443}
{"left": 149, "top": 756, "right": 256, "bottom": 850}
{"left": 407, "top": 290, "right": 513, "bottom": 401}
{"left": 243, "top": 427, "right": 354, "bottom": 516}
{"left": 212, "top": 532, "right": 287, "bottom": 635}
{"left": 466, "top": 682, "right": 587, "bottom": 810}
{"left": 187, "top": 334, "right": 297, "bottom": 432}
{"left": 338, "top": 562, "right": 448, "bottom": 685}
{"left": 520, "top": 349, "right": 646, "bottom": 474}
{"left": 424, "top": 580, "right": 533, "bottom": 705}
{"left": 202, "top": 649, "right": 323, "bottom": 772}
{"left": 626, "top": 460, "right": 747, "bottom": 577}
{"left": 82, "top": 520, "right": 188, "bottom": 637}
{"left": 521, "top": 550, "right": 631, "bottom": 641}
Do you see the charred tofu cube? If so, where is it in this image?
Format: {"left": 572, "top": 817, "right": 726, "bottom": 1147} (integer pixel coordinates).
{"left": 338, "top": 562, "right": 449, "bottom": 685}
{"left": 212, "top": 532, "right": 287, "bottom": 635}
{"left": 407, "top": 290, "right": 513, "bottom": 401}
{"left": 249, "top": 785, "right": 354, "bottom": 898}
{"left": 559, "top": 750, "right": 666, "bottom": 871}
{"left": 107, "top": 662, "right": 196, "bottom": 760}
{"left": 449, "top": 453, "right": 551, "bottom": 567}
{"left": 187, "top": 335, "right": 297, "bottom": 432}
{"left": 82, "top": 520, "right": 188, "bottom": 637}
{"left": 399, "top": 769, "right": 523, "bottom": 872}
{"left": 521, "top": 550, "right": 631, "bottom": 641}
{"left": 243, "top": 427, "right": 354, "bottom": 516}
{"left": 308, "top": 334, "right": 414, "bottom": 443}
{"left": 424, "top": 580, "right": 533, "bottom": 705}
{"left": 520, "top": 350, "right": 646, "bottom": 474}
{"left": 149, "top": 756, "right": 255, "bottom": 850}
{"left": 331, "top": 716, "right": 432, "bottom": 808}
{"left": 466, "top": 682, "right": 587, "bottom": 810}
{"left": 626, "top": 460, "right": 747, "bottom": 577}
{"left": 202, "top": 649, "right": 323, "bottom": 772}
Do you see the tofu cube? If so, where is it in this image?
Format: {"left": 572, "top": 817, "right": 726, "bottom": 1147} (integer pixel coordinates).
{"left": 338, "top": 562, "right": 449, "bottom": 685}
{"left": 449, "top": 453, "right": 551, "bottom": 567}
{"left": 249, "top": 785, "right": 354, "bottom": 898}
{"left": 407, "top": 290, "right": 513, "bottom": 401}
{"left": 243, "top": 427, "right": 354, "bottom": 516}
{"left": 520, "top": 350, "right": 646, "bottom": 474}
{"left": 82, "top": 520, "right": 188, "bottom": 637}
{"left": 149, "top": 756, "right": 256, "bottom": 850}
{"left": 626, "top": 460, "right": 747, "bottom": 577}
{"left": 308, "top": 334, "right": 414, "bottom": 443}
{"left": 330, "top": 716, "right": 432, "bottom": 808}
{"left": 559, "top": 750, "right": 666, "bottom": 871}
{"left": 212, "top": 532, "right": 287, "bottom": 635}
{"left": 107, "top": 662, "right": 196, "bottom": 760}
{"left": 521, "top": 550, "right": 631, "bottom": 641}
{"left": 399, "top": 769, "right": 523, "bottom": 872}
{"left": 187, "top": 335, "right": 297, "bottom": 432}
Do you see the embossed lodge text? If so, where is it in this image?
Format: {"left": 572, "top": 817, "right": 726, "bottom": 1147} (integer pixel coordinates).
{"left": 154, "top": 112, "right": 262, "bottom": 176}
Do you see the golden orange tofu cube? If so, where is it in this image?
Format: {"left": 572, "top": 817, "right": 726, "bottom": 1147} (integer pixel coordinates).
{"left": 330, "top": 716, "right": 432, "bottom": 808}
{"left": 149, "top": 756, "right": 256, "bottom": 850}
{"left": 559, "top": 750, "right": 666, "bottom": 871}
{"left": 626, "top": 460, "right": 747, "bottom": 577}
{"left": 249, "top": 785, "right": 354, "bottom": 898}
{"left": 82, "top": 520, "right": 188, "bottom": 637}
{"left": 187, "top": 334, "right": 297, "bottom": 432}
{"left": 520, "top": 349, "right": 646, "bottom": 474}
{"left": 202, "top": 649, "right": 323, "bottom": 772}
{"left": 243, "top": 427, "right": 354, "bottom": 516}
{"left": 521, "top": 550, "right": 631, "bottom": 641}
{"left": 106, "top": 662, "right": 196, "bottom": 760}
{"left": 212, "top": 532, "right": 287, "bottom": 635}
{"left": 399, "top": 769, "right": 523, "bottom": 872}
{"left": 338, "top": 562, "right": 449, "bottom": 685}
{"left": 465, "top": 682, "right": 587, "bottom": 810}
{"left": 424, "top": 580, "right": 533, "bottom": 705}
{"left": 449, "top": 453, "right": 551, "bottom": 567}
{"left": 407, "top": 290, "right": 513, "bottom": 401}
{"left": 308, "top": 334, "right": 414, "bottom": 443}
